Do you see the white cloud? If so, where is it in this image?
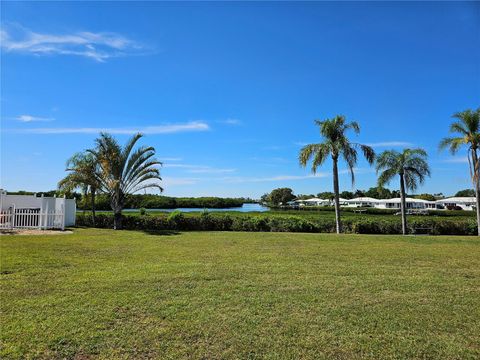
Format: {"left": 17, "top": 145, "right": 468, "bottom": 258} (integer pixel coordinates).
{"left": 17, "top": 121, "right": 209, "bottom": 135}
{"left": 161, "top": 157, "right": 183, "bottom": 162}
{"left": 220, "top": 118, "right": 242, "bottom": 126}
{"left": 162, "top": 177, "right": 198, "bottom": 186}
{"left": 164, "top": 163, "right": 236, "bottom": 174}
{"left": 365, "top": 141, "right": 414, "bottom": 148}
{"left": 441, "top": 156, "right": 469, "bottom": 164}
{"left": 16, "top": 114, "right": 54, "bottom": 122}
{"left": 220, "top": 168, "right": 373, "bottom": 183}
{"left": 1, "top": 25, "right": 146, "bottom": 62}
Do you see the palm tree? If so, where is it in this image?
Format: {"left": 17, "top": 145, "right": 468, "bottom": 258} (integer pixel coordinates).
{"left": 439, "top": 108, "right": 480, "bottom": 235}
{"left": 376, "top": 148, "right": 431, "bottom": 235}
{"left": 299, "top": 115, "right": 375, "bottom": 233}
{"left": 58, "top": 152, "right": 101, "bottom": 226}
{"left": 89, "top": 132, "right": 163, "bottom": 230}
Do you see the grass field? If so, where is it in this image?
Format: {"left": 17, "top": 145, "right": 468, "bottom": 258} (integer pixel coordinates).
{"left": 1, "top": 229, "right": 480, "bottom": 359}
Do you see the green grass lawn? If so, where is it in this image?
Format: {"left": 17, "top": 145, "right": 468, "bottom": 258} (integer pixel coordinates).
{"left": 1, "top": 229, "right": 479, "bottom": 359}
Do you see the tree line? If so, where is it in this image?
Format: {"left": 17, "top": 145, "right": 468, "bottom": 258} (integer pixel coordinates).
{"left": 297, "top": 108, "right": 480, "bottom": 235}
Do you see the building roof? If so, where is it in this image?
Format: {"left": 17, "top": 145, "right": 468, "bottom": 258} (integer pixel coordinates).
{"left": 379, "top": 197, "right": 435, "bottom": 203}
{"left": 436, "top": 197, "right": 476, "bottom": 203}
{"left": 304, "top": 197, "right": 328, "bottom": 202}
{"left": 347, "top": 197, "right": 380, "bottom": 202}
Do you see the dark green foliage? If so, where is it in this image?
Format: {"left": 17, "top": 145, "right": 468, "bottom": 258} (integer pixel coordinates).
{"left": 77, "top": 194, "right": 247, "bottom": 210}
{"left": 76, "top": 212, "right": 478, "bottom": 235}
{"left": 266, "top": 188, "right": 296, "bottom": 206}
{"left": 455, "top": 189, "right": 475, "bottom": 197}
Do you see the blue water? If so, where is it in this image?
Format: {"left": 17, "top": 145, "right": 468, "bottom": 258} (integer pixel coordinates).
{"left": 123, "top": 203, "right": 269, "bottom": 213}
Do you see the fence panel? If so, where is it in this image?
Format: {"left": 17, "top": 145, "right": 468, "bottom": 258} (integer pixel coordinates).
{"left": 0, "top": 209, "right": 65, "bottom": 230}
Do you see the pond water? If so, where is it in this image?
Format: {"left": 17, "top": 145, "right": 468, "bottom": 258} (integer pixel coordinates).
{"left": 123, "top": 203, "right": 270, "bottom": 213}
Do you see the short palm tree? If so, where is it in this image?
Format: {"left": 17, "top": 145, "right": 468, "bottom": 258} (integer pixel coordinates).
{"left": 58, "top": 152, "right": 101, "bottom": 226}
{"left": 439, "top": 108, "right": 480, "bottom": 235}
{"left": 376, "top": 148, "right": 431, "bottom": 235}
{"left": 299, "top": 115, "right": 375, "bottom": 233}
{"left": 89, "top": 132, "right": 163, "bottom": 230}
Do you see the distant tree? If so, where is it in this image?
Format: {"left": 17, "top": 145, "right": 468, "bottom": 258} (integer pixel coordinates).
{"left": 58, "top": 152, "right": 101, "bottom": 226}
{"left": 415, "top": 193, "right": 436, "bottom": 201}
{"left": 354, "top": 189, "right": 365, "bottom": 198}
{"left": 376, "top": 148, "right": 431, "bottom": 235}
{"left": 89, "top": 133, "right": 163, "bottom": 230}
{"left": 364, "top": 187, "right": 393, "bottom": 199}
{"left": 439, "top": 108, "right": 480, "bottom": 235}
{"left": 260, "top": 193, "right": 270, "bottom": 204}
{"left": 339, "top": 191, "right": 354, "bottom": 199}
{"left": 299, "top": 115, "right": 375, "bottom": 233}
{"left": 268, "top": 188, "right": 295, "bottom": 206}
{"left": 317, "top": 191, "right": 334, "bottom": 199}
{"left": 296, "top": 194, "right": 315, "bottom": 200}
{"left": 455, "top": 189, "right": 475, "bottom": 197}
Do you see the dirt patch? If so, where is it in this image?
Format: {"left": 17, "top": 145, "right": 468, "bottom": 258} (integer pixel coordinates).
{"left": 0, "top": 229, "right": 73, "bottom": 236}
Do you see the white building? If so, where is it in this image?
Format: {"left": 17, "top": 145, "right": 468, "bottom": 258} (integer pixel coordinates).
{"left": 0, "top": 191, "right": 76, "bottom": 230}
{"left": 345, "top": 197, "right": 379, "bottom": 208}
{"left": 435, "top": 197, "right": 477, "bottom": 211}
{"left": 376, "top": 197, "right": 436, "bottom": 210}
{"left": 302, "top": 197, "right": 331, "bottom": 206}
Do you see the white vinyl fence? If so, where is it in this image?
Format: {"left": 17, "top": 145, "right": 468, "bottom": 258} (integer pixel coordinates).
{"left": 0, "top": 206, "right": 65, "bottom": 230}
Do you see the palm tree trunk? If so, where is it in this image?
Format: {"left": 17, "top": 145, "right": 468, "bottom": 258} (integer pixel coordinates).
{"left": 112, "top": 189, "right": 124, "bottom": 230}
{"left": 332, "top": 156, "right": 342, "bottom": 234}
{"left": 399, "top": 173, "right": 408, "bottom": 235}
{"left": 113, "top": 210, "right": 122, "bottom": 230}
{"left": 471, "top": 149, "right": 480, "bottom": 236}
{"left": 91, "top": 188, "right": 96, "bottom": 227}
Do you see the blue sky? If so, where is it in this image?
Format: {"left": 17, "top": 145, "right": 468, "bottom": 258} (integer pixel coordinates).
{"left": 1, "top": 1, "right": 479, "bottom": 198}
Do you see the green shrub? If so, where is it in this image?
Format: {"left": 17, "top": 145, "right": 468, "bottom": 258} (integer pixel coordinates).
{"left": 76, "top": 213, "right": 477, "bottom": 235}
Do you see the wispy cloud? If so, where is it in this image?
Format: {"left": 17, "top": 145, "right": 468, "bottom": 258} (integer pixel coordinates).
{"left": 294, "top": 141, "right": 310, "bottom": 147}
{"left": 365, "top": 141, "right": 414, "bottom": 148}
{"left": 441, "top": 156, "right": 469, "bottom": 164}
{"left": 14, "top": 121, "right": 209, "bottom": 135}
{"left": 1, "top": 24, "right": 147, "bottom": 62}
{"left": 161, "top": 157, "right": 183, "bottom": 162}
{"left": 162, "top": 177, "right": 199, "bottom": 186}
{"left": 16, "top": 114, "right": 54, "bottom": 122}
{"left": 164, "top": 163, "right": 236, "bottom": 174}
{"left": 219, "top": 118, "right": 242, "bottom": 126}
{"left": 220, "top": 168, "right": 373, "bottom": 183}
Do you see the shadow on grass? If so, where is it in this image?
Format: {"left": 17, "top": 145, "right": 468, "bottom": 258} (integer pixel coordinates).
{"left": 140, "top": 229, "right": 181, "bottom": 236}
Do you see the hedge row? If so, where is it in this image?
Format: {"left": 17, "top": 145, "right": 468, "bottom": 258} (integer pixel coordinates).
{"left": 275, "top": 206, "right": 475, "bottom": 217}
{"left": 76, "top": 212, "right": 478, "bottom": 235}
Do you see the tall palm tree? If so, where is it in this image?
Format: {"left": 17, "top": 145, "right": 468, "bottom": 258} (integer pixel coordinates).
{"left": 376, "top": 148, "right": 431, "bottom": 235}
{"left": 89, "top": 132, "right": 162, "bottom": 230}
{"left": 58, "top": 152, "right": 101, "bottom": 226}
{"left": 299, "top": 115, "right": 375, "bottom": 233}
{"left": 439, "top": 108, "right": 480, "bottom": 235}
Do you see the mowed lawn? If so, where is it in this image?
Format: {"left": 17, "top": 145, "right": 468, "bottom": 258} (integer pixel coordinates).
{"left": 1, "top": 230, "right": 479, "bottom": 359}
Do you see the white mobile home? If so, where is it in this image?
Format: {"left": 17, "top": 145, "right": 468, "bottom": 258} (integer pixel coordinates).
{"left": 376, "top": 197, "right": 436, "bottom": 210}
{"left": 303, "top": 197, "right": 330, "bottom": 206}
{"left": 435, "top": 197, "right": 476, "bottom": 211}
{"left": 345, "top": 197, "right": 379, "bottom": 208}
{"left": 0, "top": 191, "right": 76, "bottom": 230}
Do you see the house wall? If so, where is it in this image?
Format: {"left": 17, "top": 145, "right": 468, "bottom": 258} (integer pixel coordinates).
{"left": 65, "top": 199, "right": 77, "bottom": 226}
{"left": 0, "top": 194, "right": 76, "bottom": 227}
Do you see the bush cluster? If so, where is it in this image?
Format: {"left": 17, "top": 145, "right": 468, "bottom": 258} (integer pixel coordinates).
{"left": 76, "top": 213, "right": 477, "bottom": 235}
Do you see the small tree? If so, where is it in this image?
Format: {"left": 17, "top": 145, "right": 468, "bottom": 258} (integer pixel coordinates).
{"left": 268, "top": 188, "right": 295, "bottom": 206}
{"left": 455, "top": 189, "right": 476, "bottom": 197}
{"left": 58, "top": 152, "right": 101, "bottom": 226}
{"left": 376, "top": 148, "right": 431, "bottom": 235}
{"left": 90, "top": 132, "right": 163, "bottom": 230}
{"left": 299, "top": 115, "right": 375, "bottom": 233}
